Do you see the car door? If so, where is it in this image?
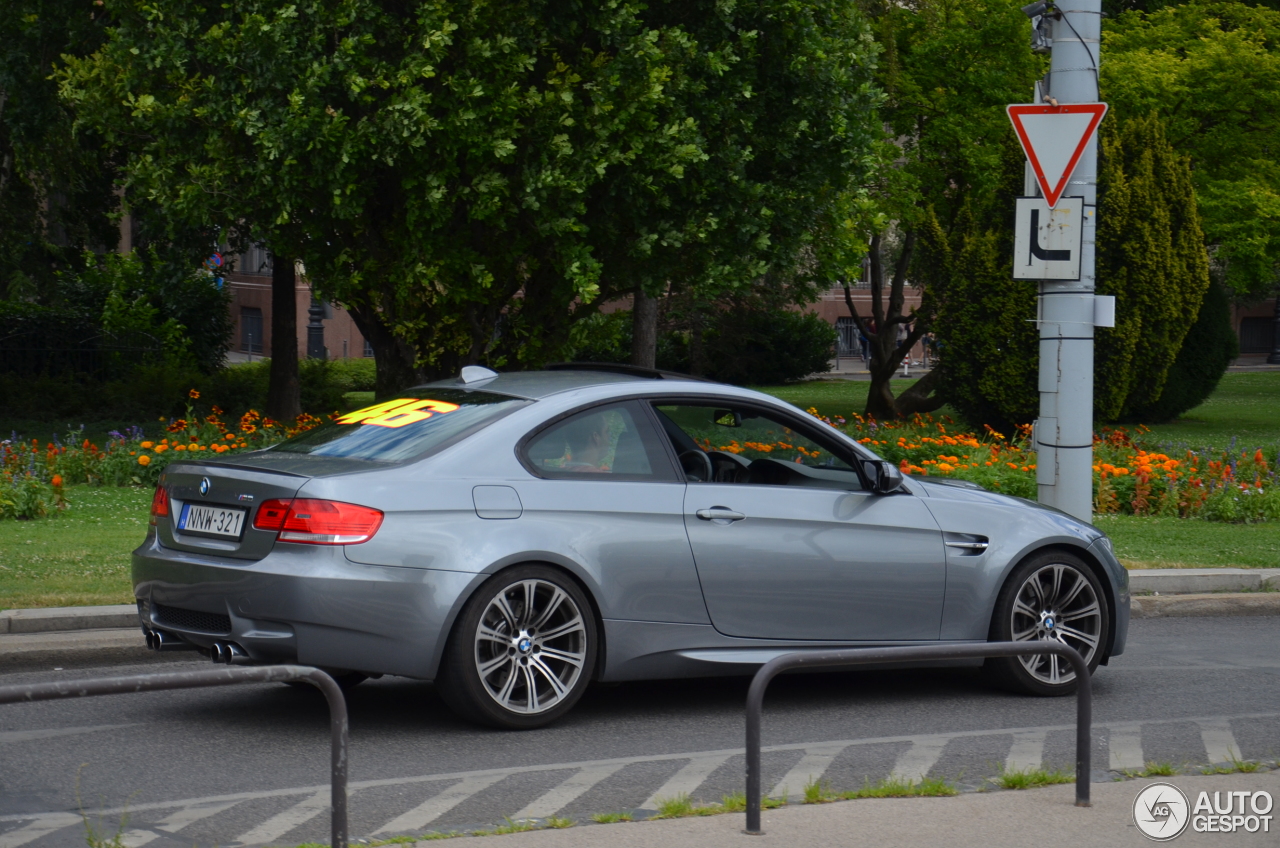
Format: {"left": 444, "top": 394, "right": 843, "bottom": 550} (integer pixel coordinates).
{"left": 651, "top": 401, "right": 948, "bottom": 641}
{"left": 517, "top": 400, "right": 708, "bottom": 625}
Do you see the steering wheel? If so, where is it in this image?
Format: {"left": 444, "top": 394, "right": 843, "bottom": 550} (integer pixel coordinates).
{"left": 678, "top": 450, "right": 714, "bottom": 482}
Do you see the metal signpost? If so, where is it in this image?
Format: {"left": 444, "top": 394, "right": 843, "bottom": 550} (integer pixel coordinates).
{"left": 1011, "top": 0, "right": 1109, "bottom": 522}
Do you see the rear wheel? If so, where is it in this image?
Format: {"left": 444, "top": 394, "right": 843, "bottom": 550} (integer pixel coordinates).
{"left": 986, "top": 550, "right": 1109, "bottom": 696}
{"left": 439, "top": 565, "right": 597, "bottom": 729}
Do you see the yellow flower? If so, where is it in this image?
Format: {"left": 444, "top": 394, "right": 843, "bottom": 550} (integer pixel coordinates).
{"left": 138, "top": 455, "right": 151, "bottom": 466}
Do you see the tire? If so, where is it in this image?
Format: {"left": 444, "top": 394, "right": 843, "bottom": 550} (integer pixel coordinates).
{"left": 985, "top": 550, "right": 1109, "bottom": 696}
{"left": 438, "top": 565, "right": 598, "bottom": 729}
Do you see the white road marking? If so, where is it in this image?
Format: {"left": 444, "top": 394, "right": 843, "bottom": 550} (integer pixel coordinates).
{"left": 232, "top": 790, "right": 329, "bottom": 846}
{"left": 7, "top": 710, "right": 1278, "bottom": 847}
{"left": 890, "top": 736, "right": 949, "bottom": 782}
{"left": 117, "top": 800, "right": 244, "bottom": 847}
{"left": 641, "top": 754, "right": 733, "bottom": 809}
{"left": 1197, "top": 719, "right": 1240, "bottom": 764}
{"left": 1108, "top": 724, "right": 1145, "bottom": 771}
{"left": 0, "top": 724, "right": 138, "bottom": 745}
{"left": 513, "top": 764, "right": 624, "bottom": 819}
{"left": 1004, "top": 729, "right": 1047, "bottom": 773}
{"left": 0, "top": 813, "right": 83, "bottom": 848}
{"left": 373, "top": 775, "right": 505, "bottom": 835}
{"left": 769, "top": 745, "right": 849, "bottom": 799}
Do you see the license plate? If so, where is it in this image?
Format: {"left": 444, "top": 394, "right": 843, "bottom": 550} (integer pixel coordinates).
{"left": 178, "top": 503, "right": 246, "bottom": 538}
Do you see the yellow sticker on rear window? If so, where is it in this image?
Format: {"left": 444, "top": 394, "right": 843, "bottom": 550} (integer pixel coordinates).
{"left": 335, "top": 398, "right": 461, "bottom": 428}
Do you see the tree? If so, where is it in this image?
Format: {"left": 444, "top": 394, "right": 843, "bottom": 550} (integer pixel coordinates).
{"left": 63, "top": 0, "right": 881, "bottom": 396}
{"left": 1095, "top": 113, "right": 1210, "bottom": 420}
{"left": 846, "top": 0, "right": 1046, "bottom": 418}
{"left": 1103, "top": 1, "right": 1280, "bottom": 302}
{"left": 1, "top": 0, "right": 118, "bottom": 298}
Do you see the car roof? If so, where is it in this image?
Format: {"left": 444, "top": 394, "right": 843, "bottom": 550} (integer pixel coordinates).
{"left": 419, "top": 367, "right": 718, "bottom": 401}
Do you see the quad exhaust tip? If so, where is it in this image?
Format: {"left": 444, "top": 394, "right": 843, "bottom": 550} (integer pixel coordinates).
{"left": 144, "top": 628, "right": 196, "bottom": 652}
{"left": 210, "top": 641, "right": 251, "bottom": 665}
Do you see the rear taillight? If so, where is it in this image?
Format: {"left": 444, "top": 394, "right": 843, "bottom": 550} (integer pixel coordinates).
{"left": 149, "top": 485, "right": 169, "bottom": 525}
{"left": 252, "top": 498, "right": 383, "bottom": 545}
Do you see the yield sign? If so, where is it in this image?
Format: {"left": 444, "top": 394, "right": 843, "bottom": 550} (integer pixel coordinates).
{"left": 1007, "top": 103, "right": 1107, "bottom": 208}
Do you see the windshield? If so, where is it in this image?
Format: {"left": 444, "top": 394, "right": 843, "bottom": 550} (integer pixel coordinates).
{"left": 272, "top": 388, "right": 529, "bottom": 462}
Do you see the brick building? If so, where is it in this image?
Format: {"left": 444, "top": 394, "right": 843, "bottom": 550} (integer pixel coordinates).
{"left": 223, "top": 246, "right": 372, "bottom": 363}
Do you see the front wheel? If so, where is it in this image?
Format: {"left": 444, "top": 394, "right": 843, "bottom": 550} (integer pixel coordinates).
{"left": 986, "top": 551, "right": 1109, "bottom": 696}
{"left": 438, "top": 566, "right": 597, "bottom": 729}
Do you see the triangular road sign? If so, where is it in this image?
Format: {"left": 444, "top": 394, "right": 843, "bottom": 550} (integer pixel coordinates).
{"left": 1007, "top": 103, "right": 1107, "bottom": 208}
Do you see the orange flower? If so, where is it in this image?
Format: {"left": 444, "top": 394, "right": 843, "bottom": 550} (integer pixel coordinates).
{"left": 155, "top": 444, "right": 168, "bottom": 453}
{"left": 51, "top": 475, "right": 63, "bottom": 487}
{"left": 174, "top": 445, "right": 187, "bottom": 452}
{"left": 138, "top": 455, "right": 151, "bottom": 466}
{"left": 189, "top": 389, "right": 201, "bottom": 399}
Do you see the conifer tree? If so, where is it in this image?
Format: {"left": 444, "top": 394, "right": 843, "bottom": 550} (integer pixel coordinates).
{"left": 1095, "top": 113, "right": 1210, "bottom": 420}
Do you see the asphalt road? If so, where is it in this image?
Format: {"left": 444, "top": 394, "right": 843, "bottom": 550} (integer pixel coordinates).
{"left": 1, "top": 616, "right": 1277, "bottom": 847}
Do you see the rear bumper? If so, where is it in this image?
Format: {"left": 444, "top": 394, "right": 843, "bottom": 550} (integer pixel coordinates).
{"left": 132, "top": 533, "right": 479, "bottom": 679}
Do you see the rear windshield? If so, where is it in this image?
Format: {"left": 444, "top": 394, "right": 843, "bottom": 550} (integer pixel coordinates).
{"left": 271, "top": 388, "right": 529, "bottom": 462}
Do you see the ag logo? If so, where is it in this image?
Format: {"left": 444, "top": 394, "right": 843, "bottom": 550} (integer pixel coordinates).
{"left": 1134, "top": 782, "right": 1190, "bottom": 841}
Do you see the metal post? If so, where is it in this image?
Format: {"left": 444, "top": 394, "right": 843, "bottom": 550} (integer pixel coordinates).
{"left": 1267, "top": 294, "right": 1280, "bottom": 365}
{"left": 0, "top": 665, "right": 348, "bottom": 848}
{"left": 307, "top": 297, "right": 327, "bottom": 360}
{"left": 743, "top": 642, "right": 1091, "bottom": 835}
{"left": 1035, "top": 0, "right": 1101, "bottom": 522}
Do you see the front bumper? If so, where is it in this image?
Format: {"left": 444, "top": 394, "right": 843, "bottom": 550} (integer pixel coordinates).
{"left": 132, "top": 533, "right": 479, "bottom": 679}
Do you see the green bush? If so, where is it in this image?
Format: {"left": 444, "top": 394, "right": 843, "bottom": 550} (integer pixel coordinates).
{"left": 572, "top": 306, "right": 834, "bottom": 384}
{"left": 705, "top": 309, "right": 834, "bottom": 385}
{"left": 195, "top": 359, "right": 351, "bottom": 416}
{"left": 1126, "top": 282, "right": 1237, "bottom": 423}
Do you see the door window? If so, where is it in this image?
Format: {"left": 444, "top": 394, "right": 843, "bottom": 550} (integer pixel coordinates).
{"left": 522, "top": 402, "right": 677, "bottom": 481}
{"left": 653, "top": 403, "right": 863, "bottom": 490}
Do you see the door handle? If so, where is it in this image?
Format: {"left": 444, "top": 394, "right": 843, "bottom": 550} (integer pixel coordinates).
{"left": 696, "top": 507, "right": 746, "bottom": 522}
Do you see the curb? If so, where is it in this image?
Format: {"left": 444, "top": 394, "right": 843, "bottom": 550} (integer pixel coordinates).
{"left": 1129, "top": 592, "right": 1280, "bottom": 618}
{"left": 1127, "top": 568, "right": 1280, "bottom": 595}
{"left": 0, "top": 604, "right": 138, "bottom": 634}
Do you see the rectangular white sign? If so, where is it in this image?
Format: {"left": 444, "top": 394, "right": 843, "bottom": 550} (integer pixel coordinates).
{"left": 1013, "top": 196, "right": 1083, "bottom": 281}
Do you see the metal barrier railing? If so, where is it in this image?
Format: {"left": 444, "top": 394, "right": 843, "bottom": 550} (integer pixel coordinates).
{"left": 744, "top": 641, "right": 1091, "bottom": 834}
{"left": 0, "top": 665, "right": 348, "bottom": 848}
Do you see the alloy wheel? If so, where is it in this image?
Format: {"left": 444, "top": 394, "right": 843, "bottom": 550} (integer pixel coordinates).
{"left": 1009, "top": 563, "right": 1103, "bottom": 685}
{"left": 473, "top": 578, "right": 588, "bottom": 715}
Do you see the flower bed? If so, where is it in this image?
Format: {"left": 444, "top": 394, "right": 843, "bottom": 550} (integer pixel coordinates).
{"left": 1, "top": 390, "right": 323, "bottom": 519}
{"left": 2, "top": 394, "right": 1276, "bottom": 523}
{"left": 806, "top": 410, "right": 1280, "bottom": 523}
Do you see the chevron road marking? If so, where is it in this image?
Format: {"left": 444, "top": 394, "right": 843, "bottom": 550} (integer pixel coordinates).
{"left": 4, "top": 710, "right": 1277, "bottom": 846}
{"left": 769, "top": 745, "right": 850, "bottom": 800}
{"left": 1197, "top": 719, "right": 1241, "bottom": 765}
{"left": 640, "top": 754, "right": 734, "bottom": 810}
{"left": 233, "top": 790, "right": 329, "bottom": 846}
{"left": 513, "top": 764, "right": 625, "bottom": 819}
{"left": 372, "top": 775, "right": 506, "bottom": 835}
{"left": 1108, "top": 724, "right": 1145, "bottom": 772}
{"left": 0, "top": 813, "right": 82, "bottom": 848}
{"left": 890, "top": 736, "right": 950, "bottom": 782}
{"left": 1004, "top": 729, "right": 1047, "bottom": 773}
{"left": 119, "top": 800, "right": 245, "bottom": 847}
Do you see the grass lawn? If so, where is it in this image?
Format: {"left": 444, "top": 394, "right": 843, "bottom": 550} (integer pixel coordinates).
{"left": 1097, "top": 515, "right": 1280, "bottom": 570}
{"left": 1139, "top": 372, "right": 1280, "bottom": 450}
{"left": 0, "top": 486, "right": 149, "bottom": 609}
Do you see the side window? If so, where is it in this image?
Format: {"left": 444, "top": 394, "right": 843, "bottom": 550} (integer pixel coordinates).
{"left": 652, "top": 403, "right": 863, "bottom": 490}
{"left": 522, "top": 402, "right": 677, "bottom": 481}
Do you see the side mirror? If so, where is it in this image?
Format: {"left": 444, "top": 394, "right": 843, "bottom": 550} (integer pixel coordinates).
{"left": 713, "top": 409, "right": 742, "bottom": 428}
{"left": 861, "top": 459, "right": 905, "bottom": 494}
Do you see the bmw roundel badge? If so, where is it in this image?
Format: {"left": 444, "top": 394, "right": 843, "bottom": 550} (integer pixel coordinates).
{"left": 199, "top": 477, "right": 211, "bottom": 496}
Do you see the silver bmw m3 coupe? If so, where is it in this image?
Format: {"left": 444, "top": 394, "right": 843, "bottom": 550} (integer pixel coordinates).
{"left": 134, "top": 365, "right": 1129, "bottom": 728}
